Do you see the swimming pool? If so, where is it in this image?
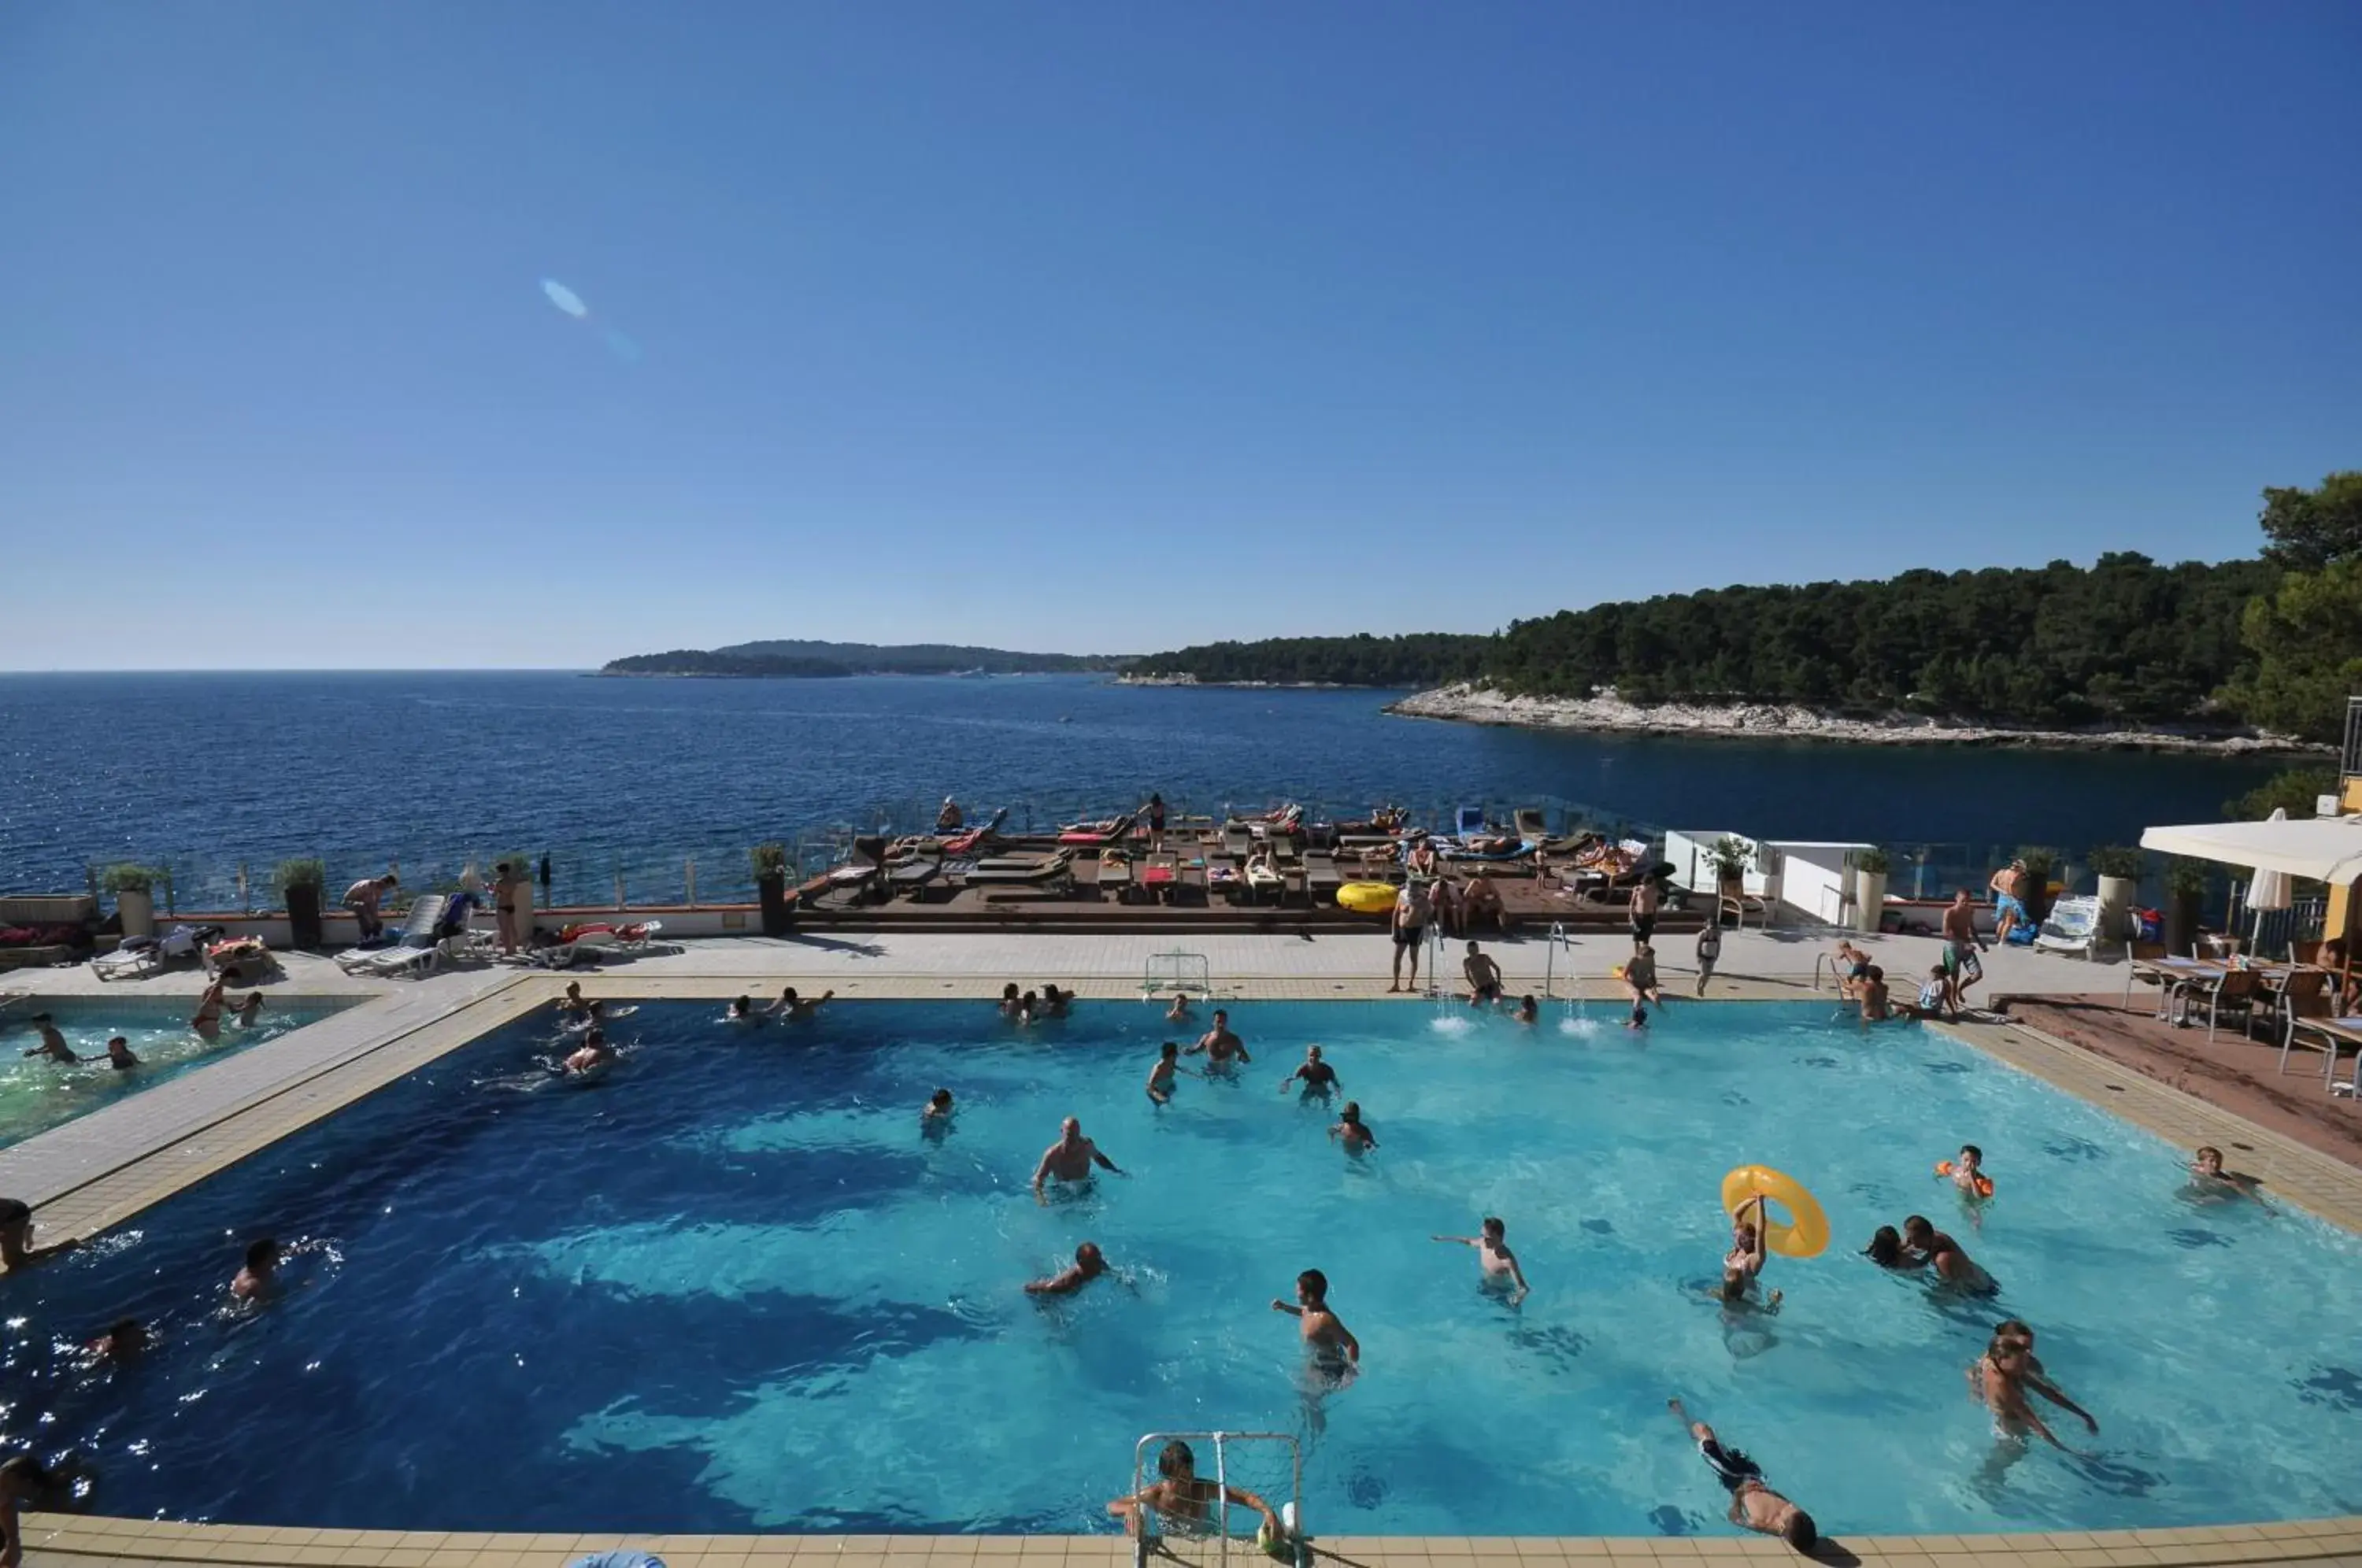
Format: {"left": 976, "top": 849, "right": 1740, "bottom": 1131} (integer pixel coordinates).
{"left": 0, "top": 995, "right": 354, "bottom": 1149}
{"left": 2, "top": 999, "right": 2358, "bottom": 1538}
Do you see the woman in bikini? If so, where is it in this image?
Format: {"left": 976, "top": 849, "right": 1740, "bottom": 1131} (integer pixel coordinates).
{"left": 191, "top": 976, "right": 231, "bottom": 1039}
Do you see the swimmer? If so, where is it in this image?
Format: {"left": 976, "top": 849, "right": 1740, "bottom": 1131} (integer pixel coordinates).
{"left": 1974, "top": 1319, "right": 2097, "bottom": 1434}
{"left": 557, "top": 982, "right": 590, "bottom": 1019}
{"left": 1106, "top": 1437, "right": 1281, "bottom": 1541}
{"left": 104, "top": 1037, "right": 139, "bottom": 1071}
{"left": 1513, "top": 994, "right": 1538, "bottom": 1025}
{"left": 1830, "top": 940, "right": 1870, "bottom": 1001}
{"left": 922, "top": 1088, "right": 955, "bottom": 1124}
{"left": 1722, "top": 1195, "right": 1772, "bottom": 1304}
{"left": 1432, "top": 1216, "right": 1529, "bottom": 1303}
{"left": 232, "top": 992, "right": 265, "bottom": 1027}
{"left": 767, "top": 986, "right": 835, "bottom": 1021}
{"left": 1968, "top": 1326, "right": 2086, "bottom": 1450}
{"left": 726, "top": 995, "right": 761, "bottom": 1023}
{"left": 1025, "top": 1241, "right": 1108, "bottom": 1296}
{"left": 1031, "top": 1116, "right": 1124, "bottom": 1197}
{"left": 2188, "top": 1145, "right": 2269, "bottom": 1204}
{"left": 565, "top": 1028, "right": 616, "bottom": 1076}
{"left": 191, "top": 977, "right": 230, "bottom": 1038}
{"left": 1861, "top": 1225, "right": 1913, "bottom": 1269}
{"left": 84, "top": 1317, "right": 147, "bottom": 1362}
{"left": 998, "top": 982, "right": 1022, "bottom": 1017}
{"left": 1165, "top": 994, "right": 1194, "bottom": 1024}
{"left": 19, "top": 1016, "right": 76, "bottom": 1063}
{"left": 1016, "top": 989, "right": 1040, "bottom": 1025}
{"left": 1857, "top": 963, "right": 1896, "bottom": 1025}
{"left": 1187, "top": 1010, "right": 1249, "bottom": 1068}
{"left": 1146, "top": 1042, "right": 1184, "bottom": 1104}
{"left": 1903, "top": 1214, "right": 1996, "bottom": 1292}
{"left": 1040, "top": 982, "right": 1072, "bottom": 1018}
{"left": 1329, "top": 1100, "right": 1379, "bottom": 1155}
{"left": 1271, "top": 1267, "right": 1359, "bottom": 1366}
{"left": 1939, "top": 1144, "right": 1994, "bottom": 1198}
{"left": 1277, "top": 1044, "right": 1338, "bottom": 1096}
{"left": 1463, "top": 941, "right": 1505, "bottom": 1004}
{"left": 1624, "top": 942, "right": 1664, "bottom": 1009}
{"left": 1624, "top": 1001, "right": 1650, "bottom": 1030}
{"left": 231, "top": 1237, "right": 281, "bottom": 1302}
{"left": 1665, "top": 1400, "right": 1818, "bottom": 1551}
{"left": 0, "top": 1198, "right": 77, "bottom": 1275}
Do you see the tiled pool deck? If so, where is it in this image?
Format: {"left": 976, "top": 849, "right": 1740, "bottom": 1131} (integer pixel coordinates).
{"left": 9, "top": 931, "right": 2360, "bottom": 1568}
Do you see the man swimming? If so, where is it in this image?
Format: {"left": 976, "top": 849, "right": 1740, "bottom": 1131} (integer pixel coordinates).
{"left": 1463, "top": 941, "right": 1505, "bottom": 1004}
{"left": 1106, "top": 1438, "right": 1282, "bottom": 1541}
{"left": 1272, "top": 1267, "right": 1359, "bottom": 1367}
{"left": 767, "top": 986, "right": 835, "bottom": 1021}
{"left": 922, "top": 1088, "right": 956, "bottom": 1125}
{"left": 726, "top": 995, "right": 761, "bottom": 1023}
{"left": 231, "top": 1237, "right": 282, "bottom": 1302}
{"left": 1432, "top": 1216, "right": 1529, "bottom": 1302}
{"left": 1025, "top": 1241, "right": 1108, "bottom": 1296}
{"left": 557, "top": 981, "right": 590, "bottom": 1019}
{"left": 1187, "top": 1010, "right": 1249, "bottom": 1069}
{"left": 1903, "top": 1214, "right": 1996, "bottom": 1292}
{"left": 2187, "top": 1145, "right": 2269, "bottom": 1203}
{"left": 1147, "top": 1042, "right": 1184, "bottom": 1104}
{"left": 1329, "top": 1100, "right": 1378, "bottom": 1155}
{"left": 19, "top": 1016, "right": 76, "bottom": 1064}
{"left": 564, "top": 1028, "right": 616, "bottom": 1077}
{"left": 104, "top": 1037, "right": 139, "bottom": 1071}
{"left": 1032, "top": 1116, "right": 1124, "bottom": 1197}
{"left": 1666, "top": 1400, "right": 1817, "bottom": 1552}
{"left": 1969, "top": 1319, "right": 2097, "bottom": 1438}
{"left": 1278, "top": 1045, "right": 1338, "bottom": 1096}
{"left": 84, "top": 1317, "right": 148, "bottom": 1363}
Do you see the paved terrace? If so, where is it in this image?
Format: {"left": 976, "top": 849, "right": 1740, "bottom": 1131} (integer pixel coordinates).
{"left": 7, "top": 929, "right": 2360, "bottom": 1568}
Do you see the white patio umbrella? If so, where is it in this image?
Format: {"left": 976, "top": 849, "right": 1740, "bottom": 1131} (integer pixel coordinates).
{"left": 2246, "top": 806, "right": 2294, "bottom": 953}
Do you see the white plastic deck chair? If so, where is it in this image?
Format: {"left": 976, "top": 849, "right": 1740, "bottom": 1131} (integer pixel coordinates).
{"left": 2031, "top": 894, "right": 2101, "bottom": 960}
{"left": 336, "top": 894, "right": 446, "bottom": 973}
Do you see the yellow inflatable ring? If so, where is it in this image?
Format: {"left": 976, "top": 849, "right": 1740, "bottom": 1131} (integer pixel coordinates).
{"left": 1720, "top": 1165, "right": 1829, "bottom": 1259}
{"left": 1336, "top": 882, "right": 1397, "bottom": 914}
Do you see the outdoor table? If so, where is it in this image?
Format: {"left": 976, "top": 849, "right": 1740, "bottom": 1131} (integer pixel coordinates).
{"left": 2127, "top": 956, "right": 2222, "bottom": 1021}
{"left": 2291, "top": 1015, "right": 2362, "bottom": 1090}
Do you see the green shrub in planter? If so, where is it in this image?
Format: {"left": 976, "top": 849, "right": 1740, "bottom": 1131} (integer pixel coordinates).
{"left": 1855, "top": 845, "right": 1890, "bottom": 875}
{"left": 2087, "top": 845, "right": 2143, "bottom": 880}
{"left": 101, "top": 864, "right": 161, "bottom": 894}
{"left": 2166, "top": 859, "right": 2210, "bottom": 898}
{"left": 275, "top": 858, "right": 326, "bottom": 894}
{"left": 751, "top": 841, "right": 789, "bottom": 878}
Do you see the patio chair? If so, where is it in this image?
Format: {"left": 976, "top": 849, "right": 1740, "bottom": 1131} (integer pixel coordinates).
{"left": 2280, "top": 1007, "right": 2362, "bottom": 1087}
{"left": 2201, "top": 968, "right": 2258, "bottom": 1042}
{"left": 336, "top": 895, "right": 445, "bottom": 973}
{"left": 2031, "top": 895, "right": 2101, "bottom": 960}
{"left": 2121, "top": 941, "right": 2169, "bottom": 1014}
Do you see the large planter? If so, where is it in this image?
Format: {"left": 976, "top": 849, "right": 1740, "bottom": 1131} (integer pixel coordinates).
{"left": 510, "top": 879, "right": 535, "bottom": 944}
{"left": 1855, "top": 871, "right": 1888, "bottom": 934}
{"left": 2096, "top": 875, "right": 2138, "bottom": 950}
{"left": 116, "top": 887, "right": 154, "bottom": 941}
{"left": 286, "top": 883, "right": 324, "bottom": 950}
{"left": 757, "top": 872, "right": 795, "bottom": 937}
{"left": 2164, "top": 888, "right": 2204, "bottom": 956}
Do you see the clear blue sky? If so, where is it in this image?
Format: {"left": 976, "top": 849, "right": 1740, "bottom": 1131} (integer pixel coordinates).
{"left": 5, "top": 2, "right": 2356, "bottom": 668}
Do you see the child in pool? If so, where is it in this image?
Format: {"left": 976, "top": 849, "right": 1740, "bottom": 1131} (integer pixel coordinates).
{"left": 1106, "top": 1439, "right": 1281, "bottom": 1540}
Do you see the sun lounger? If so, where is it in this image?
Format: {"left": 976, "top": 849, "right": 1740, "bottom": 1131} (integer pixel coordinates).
{"left": 964, "top": 851, "right": 1076, "bottom": 889}
{"left": 335, "top": 897, "right": 445, "bottom": 972}
{"left": 1303, "top": 852, "right": 1343, "bottom": 904}
{"left": 889, "top": 860, "right": 942, "bottom": 897}
{"left": 2031, "top": 895, "right": 2101, "bottom": 960}
{"left": 1057, "top": 812, "right": 1136, "bottom": 845}
{"left": 1096, "top": 849, "right": 1135, "bottom": 902}
{"left": 94, "top": 923, "right": 225, "bottom": 981}
{"left": 1245, "top": 852, "right": 1283, "bottom": 904}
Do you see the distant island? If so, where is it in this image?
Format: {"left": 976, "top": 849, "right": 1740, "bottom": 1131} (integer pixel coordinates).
{"left": 1124, "top": 467, "right": 2362, "bottom": 754}
{"left": 602, "top": 639, "right": 1132, "bottom": 679}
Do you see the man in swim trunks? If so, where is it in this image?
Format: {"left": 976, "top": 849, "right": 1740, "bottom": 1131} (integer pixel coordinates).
{"left": 1389, "top": 882, "right": 1427, "bottom": 992}
{"left": 1146, "top": 1042, "right": 1184, "bottom": 1104}
{"left": 1146, "top": 792, "right": 1167, "bottom": 852}
{"left": 1857, "top": 964, "right": 1898, "bottom": 1026}
{"left": 1624, "top": 942, "right": 1663, "bottom": 1009}
{"left": 767, "top": 986, "right": 834, "bottom": 1021}
{"left": 558, "top": 982, "right": 590, "bottom": 1020}
{"left": 1942, "top": 891, "right": 1983, "bottom": 1010}
{"left": 231, "top": 1237, "right": 282, "bottom": 1302}
{"left": 1279, "top": 1044, "right": 1338, "bottom": 1096}
{"left": 1665, "top": 1399, "right": 1817, "bottom": 1551}
{"left": 565, "top": 1028, "right": 616, "bottom": 1076}
{"left": 341, "top": 873, "right": 398, "bottom": 941}
{"left": 1903, "top": 1214, "right": 1995, "bottom": 1292}
{"left": 0, "top": 1199, "right": 78, "bottom": 1275}
{"left": 1432, "top": 1216, "right": 1529, "bottom": 1302}
{"left": 491, "top": 861, "right": 527, "bottom": 955}
{"left": 1330, "top": 1100, "right": 1378, "bottom": 1155}
{"left": 1187, "top": 1011, "right": 1249, "bottom": 1068}
{"left": 190, "top": 978, "right": 231, "bottom": 1039}
{"left": 1272, "top": 1268, "right": 1359, "bottom": 1366}
{"left": 1971, "top": 1319, "right": 2097, "bottom": 1437}
{"left": 19, "top": 1015, "right": 76, "bottom": 1064}
{"left": 1630, "top": 872, "right": 1662, "bottom": 950}
{"left": 1025, "top": 1241, "right": 1108, "bottom": 1296}
{"left": 1463, "top": 941, "right": 1505, "bottom": 1004}
{"left": 2187, "top": 1145, "right": 2270, "bottom": 1203}
{"left": 1106, "top": 1438, "right": 1282, "bottom": 1541}
{"left": 105, "top": 1037, "right": 139, "bottom": 1071}
{"left": 1989, "top": 859, "right": 2031, "bottom": 943}
{"left": 1032, "top": 1116, "right": 1124, "bottom": 1196}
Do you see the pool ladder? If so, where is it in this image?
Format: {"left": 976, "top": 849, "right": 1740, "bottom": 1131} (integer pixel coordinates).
{"left": 1542, "top": 921, "right": 1574, "bottom": 1000}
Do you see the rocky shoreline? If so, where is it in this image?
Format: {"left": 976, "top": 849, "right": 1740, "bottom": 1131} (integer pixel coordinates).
{"left": 1385, "top": 682, "right": 2323, "bottom": 756}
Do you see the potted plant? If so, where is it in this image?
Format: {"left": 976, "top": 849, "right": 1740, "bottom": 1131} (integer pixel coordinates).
{"left": 1708, "top": 836, "right": 1753, "bottom": 891}
{"left": 1853, "top": 845, "right": 1890, "bottom": 934}
{"left": 2015, "top": 846, "right": 2058, "bottom": 922}
{"left": 753, "top": 841, "right": 795, "bottom": 936}
{"left": 277, "top": 857, "right": 327, "bottom": 950}
{"left": 2164, "top": 859, "right": 2208, "bottom": 956}
{"left": 2086, "top": 845, "right": 2144, "bottom": 950}
{"left": 102, "top": 864, "right": 161, "bottom": 941}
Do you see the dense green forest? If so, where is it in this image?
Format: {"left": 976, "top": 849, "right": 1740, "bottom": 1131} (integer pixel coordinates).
{"left": 1125, "top": 472, "right": 2362, "bottom": 741}
{"left": 1126, "top": 633, "right": 1492, "bottom": 686}
{"left": 603, "top": 640, "right": 1128, "bottom": 677}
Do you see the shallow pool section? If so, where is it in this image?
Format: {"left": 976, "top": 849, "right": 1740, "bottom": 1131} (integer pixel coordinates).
{"left": 0, "top": 995, "right": 354, "bottom": 1148}
{"left": 2, "top": 1000, "right": 2359, "bottom": 1537}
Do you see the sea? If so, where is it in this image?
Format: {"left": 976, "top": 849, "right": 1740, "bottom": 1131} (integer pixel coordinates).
{"left": 0, "top": 671, "right": 2290, "bottom": 912}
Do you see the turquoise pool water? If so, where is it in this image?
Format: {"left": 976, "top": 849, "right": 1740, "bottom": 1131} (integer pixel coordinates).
{"left": 2, "top": 1000, "right": 2357, "bottom": 1537}
{"left": 0, "top": 995, "right": 352, "bottom": 1148}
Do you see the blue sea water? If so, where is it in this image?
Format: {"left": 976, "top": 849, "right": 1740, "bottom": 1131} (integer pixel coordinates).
{"left": 0, "top": 997, "right": 352, "bottom": 1149}
{"left": 0, "top": 672, "right": 2287, "bottom": 910}
{"left": 5, "top": 1000, "right": 2358, "bottom": 1537}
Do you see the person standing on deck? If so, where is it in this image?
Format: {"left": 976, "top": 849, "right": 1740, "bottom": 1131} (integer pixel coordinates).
{"left": 341, "top": 872, "right": 398, "bottom": 941}
{"left": 1389, "top": 881, "right": 1428, "bottom": 992}
{"left": 1942, "top": 891, "right": 1984, "bottom": 1011}
{"left": 491, "top": 862, "right": 528, "bottom": 955}
{"left": 1630, "top": 872, "right": 1663, "bottom": 950}
{"left": 1146, "top": 792, "right": 1167, "bottom": 851}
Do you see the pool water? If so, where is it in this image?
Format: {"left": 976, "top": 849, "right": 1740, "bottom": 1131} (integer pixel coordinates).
{"left": 3, "top": 1000, "right": 2359, "bottom": 1537}
{"left": 0, "top": 997, "right": 352, "bottom": 1148}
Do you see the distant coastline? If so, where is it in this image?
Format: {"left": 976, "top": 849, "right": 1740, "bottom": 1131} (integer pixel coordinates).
{"left": 1114, "top": 673, "right": 1398, "bottom": 691}
{"left": 1385, "top": 682, "right": 2325, "bottom": 756}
